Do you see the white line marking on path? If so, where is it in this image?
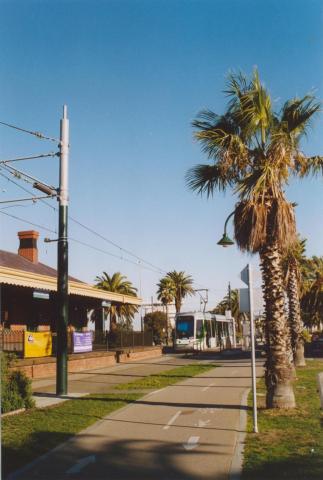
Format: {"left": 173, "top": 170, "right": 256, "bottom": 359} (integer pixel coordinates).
{"left": 163, "top": 410, "right": 182, "bottom": 430}
{"left": 183, "top": 436, "right": 200, "bottom": 450}
{"left": 196, "top": 419, "right": 210, "bottom": 428}
{"left": 149, "top": 388, "right": 165, "bottom": 396}
{"left": 202, "top": 383, "right": 214, "bottom": 392}
{"left": 66, "top": 455, "right": 96, "bottom": 474}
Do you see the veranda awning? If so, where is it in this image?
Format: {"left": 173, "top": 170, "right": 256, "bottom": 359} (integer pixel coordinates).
{"left": 0, "top": 266, "right": 141, "bottom": 306}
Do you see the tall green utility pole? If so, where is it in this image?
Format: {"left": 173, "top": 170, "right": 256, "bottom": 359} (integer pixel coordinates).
{"left": 56, "top": 105, "right": 69, "bottom": 396}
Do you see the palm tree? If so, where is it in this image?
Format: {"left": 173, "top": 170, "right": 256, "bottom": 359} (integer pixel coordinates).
{"left": 187, "top": 69, "right": 321, "bottom": 408}
{"left": 212, "top": 289, "right": 242, "bottom": 334}
{"left": 301, "top": 256, "right": 323, "bottom": 330}
{"left": 281, "top": 238, "right": 307, "bottom": 366}
{"left": 160, "top": 271, "right": 194, "bottom": 313}
{"left": 95, "top": 272, "right": 138, "bottom": 331}
{"left": 156, "top": 277, "right": 176, "bottom": 341}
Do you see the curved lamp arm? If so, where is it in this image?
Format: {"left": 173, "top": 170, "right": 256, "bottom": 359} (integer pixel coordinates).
{"left": 217, "top": 211, "right": 235, "bottom": 247}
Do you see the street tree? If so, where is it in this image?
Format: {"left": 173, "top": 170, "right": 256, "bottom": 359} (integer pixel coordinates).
{"left": 187, "top": 69, "right": 322, "bottom": 408}
{"left": 95, "top": 272, "right": 138, "bottom": 330}
{"left": 144, "top": 311, "right": 168, "bottom": 344}
{"left": 156, "top": 277, "right": 176, "bottom": 341}
{"left": 161, "top": 271, "right": 195, "bottom": 313}
{"left": 301, "top": 256, "right": 323, "bottom": 330}
{"left": 212, "top": 289, "right": 242, "bottom": 334}
{"left": 281, "top": 238, "right": 307, "bottom": 366}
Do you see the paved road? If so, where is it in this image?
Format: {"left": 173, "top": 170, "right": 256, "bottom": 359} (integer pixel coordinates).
{"left": 10, "top": 355, "right": 264, "bottom": 480}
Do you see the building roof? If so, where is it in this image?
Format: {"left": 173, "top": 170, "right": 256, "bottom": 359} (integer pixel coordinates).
{"left": 0, "top": 250, "right": 141, "bottom": 306}
{"left": 0, "top": 250, "right": 82, "bottom": 283}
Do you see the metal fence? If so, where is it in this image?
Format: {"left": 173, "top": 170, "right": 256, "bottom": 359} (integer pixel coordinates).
{"left": 105, "top": 330, "right": 154, "bottom": 350}
{"left": 0, "top": 329, "right": 154, "bottom": 356}
{"left": 0, "top": 329, "right": 24, "bottom": 354}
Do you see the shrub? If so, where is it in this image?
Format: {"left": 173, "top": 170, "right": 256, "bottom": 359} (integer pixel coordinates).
{"left": 301, "top": 329, "right": 312, "bottom": 343}
{"left": 1, "top": 352, "right": 35, "bottom": 413}
{"left": 144, "top": 311, "right": 167, "bottom": 344}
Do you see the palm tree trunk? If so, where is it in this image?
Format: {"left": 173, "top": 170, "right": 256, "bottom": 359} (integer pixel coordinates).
{"left": 166, "top": 303, "right": 169, "bottom": 346}
{"left": 288, "top": 263, "right": 306, "bottom": 367}
{"left": 260, "top": 242, "right": 296, "bottom": 408}
{"left": 109, "top": 307, "right": 117, "bottom": 332}
{"left": 175, "top": 295, "right": 181, "bottom": 313}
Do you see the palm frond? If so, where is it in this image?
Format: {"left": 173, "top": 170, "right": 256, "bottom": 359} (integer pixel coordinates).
{"left": 295, "top": 155, "right": 323, "bottom": 177}
{"left": 226, "top": 68, "right": 273, "bottom": 146}
{"left": 280, "top": 95, "right": 321, "bottom": 139}
{"left": 186, "top": 164, "right": 235, "bottom": 197}
{"left": 236, "top": 162, "right": 284, "bottom": 201}
{"left": 193, "top": 111, "right": 246, "bottom": 160}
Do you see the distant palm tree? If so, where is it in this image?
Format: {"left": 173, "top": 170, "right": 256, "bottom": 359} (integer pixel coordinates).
{"left": 95, "top": 272, "right": 138, "bottom": 330}
{"left": 160, "top": 271, "right": 194, "bottom": 313}
{"left": 212, "top": 289, "right": 242, "bottom": 333}
{"left": 157, "top": 277, "right": 176, "bottom": 341}
{"left": 187, "top": 69, "right": 322, "bottom": 408}
{"left": 301, "top": 257, "right": 323, "bottom": 330}
{"left": 282, "top": 238, "right": 307, "bottom": 366}
{"left": 213, "top": 289, "right": 239, "bottom": 317}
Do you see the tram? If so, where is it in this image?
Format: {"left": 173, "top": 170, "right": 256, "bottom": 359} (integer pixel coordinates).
{"left": 174, "top": 311, "right": 234, "bottom": 351}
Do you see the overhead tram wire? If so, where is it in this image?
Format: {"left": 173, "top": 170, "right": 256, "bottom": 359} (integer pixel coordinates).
{"left": 0, "top": 117, "right": 212, "bottom": 289}
{"left": 0, "top": 210, "right": 56, "bottom": 234}
{"left": 1, "top": 163, "right": 57, "bottom": 190}
{"left": 0, "top": 120, "right": 59, "bottom": 143}
{"left": 0, "top": 166, "right": 211, "bottom": 287}
{"left": 0, "top": 180, "right": 211, "bottom": 285}
{"left": 67, "top": 215, "right": 168, "bottom": 275}
{"left": 0, "top": 211, "right": 164, "bottom": 274}
{"left": 0, "top": 171, "right": 57, "bottom": 211}
{"left": 0, "top": 153, "right": 58, "bottom": 164}
{"left": 0, "top": 167, "right": 166, "bottom": 272}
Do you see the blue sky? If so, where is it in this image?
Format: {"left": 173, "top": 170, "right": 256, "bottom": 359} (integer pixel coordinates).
{"left": 1, "top": 0, "right": 323, "bottom": 317}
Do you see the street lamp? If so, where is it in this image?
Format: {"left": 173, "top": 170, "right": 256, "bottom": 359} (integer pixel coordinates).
{"left": 217, "top": 211, "right": 235, "bottom": 247}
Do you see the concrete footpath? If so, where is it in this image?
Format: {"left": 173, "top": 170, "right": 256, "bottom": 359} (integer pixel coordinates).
{"left": 9, "top": 354, "right": 264, "bottom": 480}
{"left": 31, "top": 354, "right": 198, "bottom": 406}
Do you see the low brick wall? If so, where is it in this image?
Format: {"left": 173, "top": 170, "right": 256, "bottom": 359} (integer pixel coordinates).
{"left": 10, "top": 351, "right": 116, "bottom": 379}
{"left": 117, "top": 347, "right": 162, "bottom": 363}
{"left": 9, "top": 347, "right": 162, "bottom": 378}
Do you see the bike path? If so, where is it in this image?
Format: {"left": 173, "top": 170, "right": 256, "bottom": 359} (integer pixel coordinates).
{"left": 10, "top": 359, "right": 264, "bottom": 480}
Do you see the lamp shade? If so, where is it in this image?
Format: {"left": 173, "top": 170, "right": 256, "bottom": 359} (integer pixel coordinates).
{"left": 217, "top": 233, "right": 235, "bottom": 247}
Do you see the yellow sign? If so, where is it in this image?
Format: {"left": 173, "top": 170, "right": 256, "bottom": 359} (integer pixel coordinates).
{"left": 24, "top": 331, "right": 52, "bottom": 358}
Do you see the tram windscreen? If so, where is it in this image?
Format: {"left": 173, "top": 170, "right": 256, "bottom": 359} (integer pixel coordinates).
{"left": 176, "top": 316, "right": 194, "bottom": 339}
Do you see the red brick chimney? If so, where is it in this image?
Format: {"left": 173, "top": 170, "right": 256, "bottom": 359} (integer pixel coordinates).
{"left": 18, "top": 230, "right": 39, "bottom": 263}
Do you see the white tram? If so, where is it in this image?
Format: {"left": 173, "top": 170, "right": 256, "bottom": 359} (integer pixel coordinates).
{"left": 174, "top": 311, "right": 234, "bottom": 351}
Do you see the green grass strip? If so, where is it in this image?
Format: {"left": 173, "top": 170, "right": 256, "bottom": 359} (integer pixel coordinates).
{"left": 242, "top": 359, "right": 323, "bottom": 480}
{"left": 2, "top": 393, "right": 141, "bottom": 477}
{"left": 114, "top": 363, "right": 216, "bottom": 390}
{"left": 3, "top": 362, "right": 216, "bottom": 476}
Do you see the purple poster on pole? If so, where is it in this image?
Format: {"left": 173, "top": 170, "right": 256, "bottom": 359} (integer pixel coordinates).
{"left": 72, "top": 332, "right": 92, "bottom": 353}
